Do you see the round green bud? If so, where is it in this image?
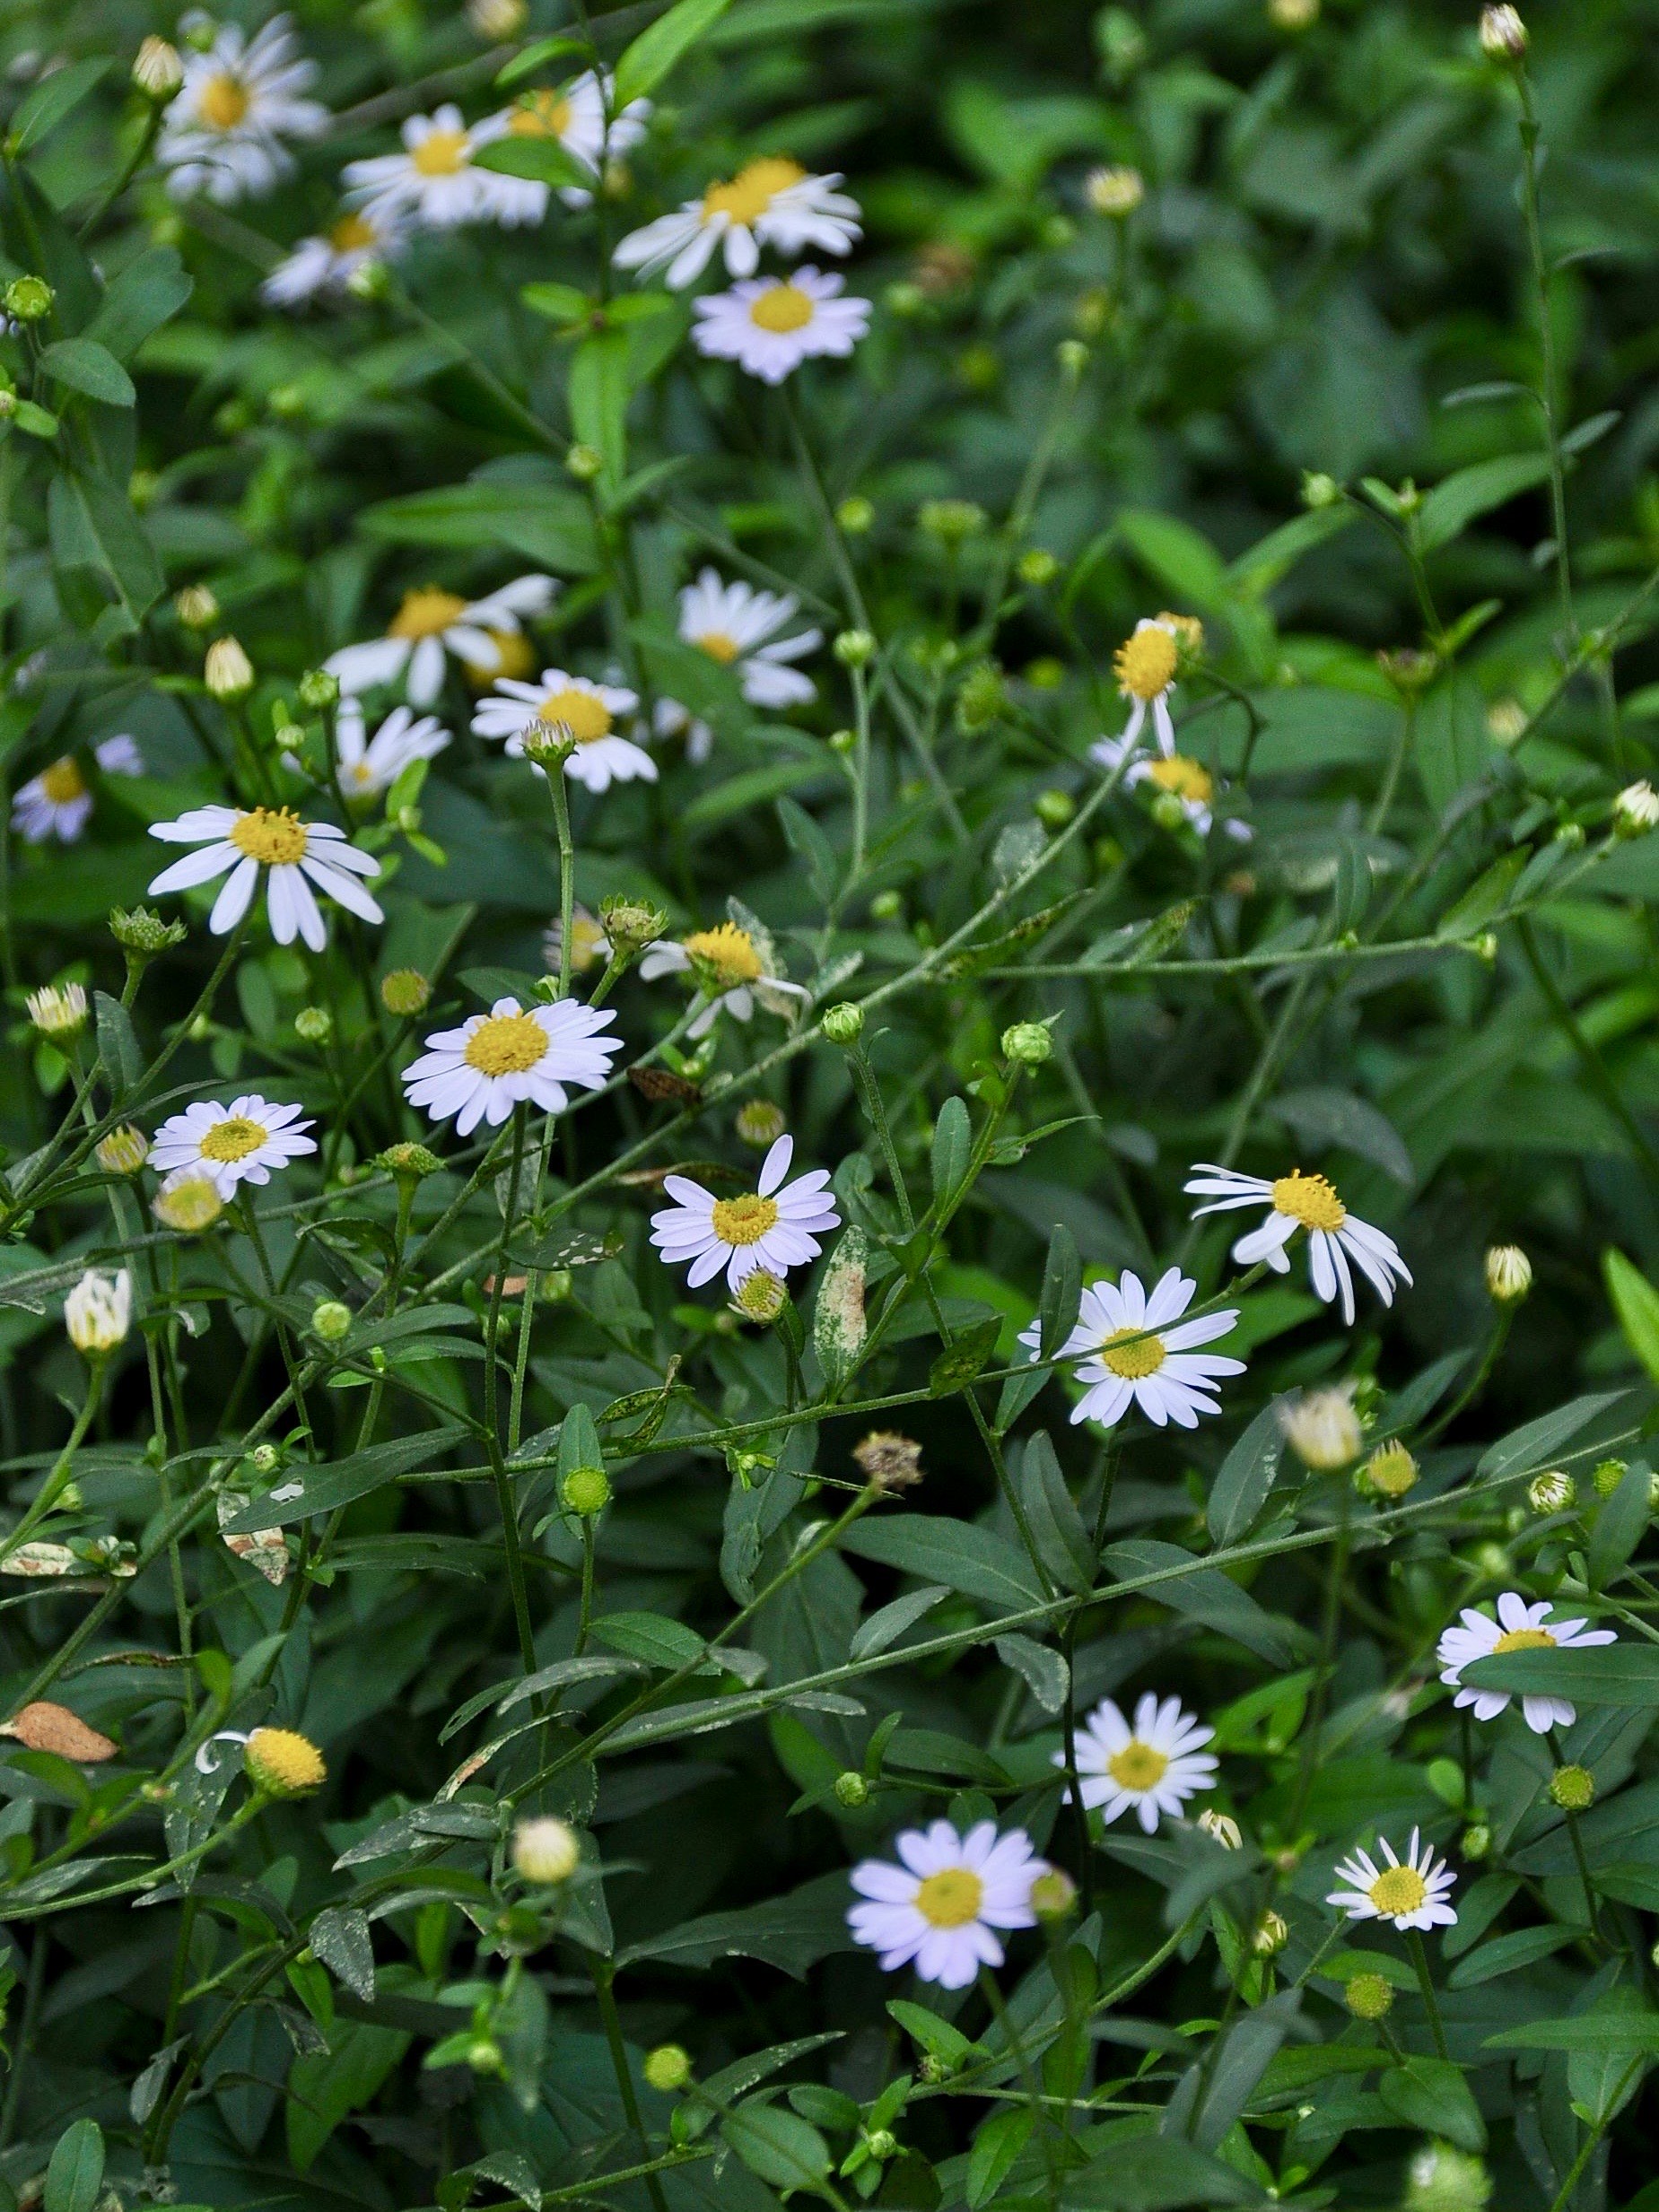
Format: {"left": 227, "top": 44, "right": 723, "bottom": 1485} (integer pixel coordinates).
{"left": 1344, "top": 1971, "right": 1393, "bottom": 2021}
{"left": 643, "top": 2043, "right": 693, "bottom": 2093}
{"left": 297, "top": 667, "right": 340, "bottom": 712}
{"left": 467, "top": 2038, "right": 504, "bottom": 2076}
{"left": 378, "top": 1140, "right": 442, "bottom": 1180}
{"left": 836, "top": 495, "right": 874, "bottom": 534}
{"left": 918, "top": 498, "right": 985, "bottom": 544}
{"left": 511, "top": 1815, "right": 581, "bottom": 1884}
{"left": 822, "top": 1002, "right": 864, "bottom": 1046}
{"left": 1404, "top": 2143, "right": 1491, "bottom": 2212}
{"left": 294, "top": 1006, "right": 332, "bottom": 1044}
{"left": 251, "top": 1443, "right": 280, "bottom": 1475}
{"left": 834, "top": 628, "right": 876, "bottom": 670}
{"left": 736, "top": 1100, "right": 787, "bottom": 1149}
{"left": 918, "top": 2053, "right": 950, "bottom": 2085}
{"left": 561, "top": 1464, "right": 611, "bottom": 1519}
{"left": 1528, "top": 1470, "right": 1576, "bottom": 1515}
{"left": 1001, "top": 1022, "right": 1052, "bottom": 1067}
{"left": 865, "top": 2129, "right": 899, "bottom": 2163}
{"left": 1471, "top": 1541, "right": 1511, "bottom": 1580}
{"left": 1017, "top": 549, "right": 1060, "bottom": 588}
{"left": 565, "top": 442, "right": 604, "bottom": 482}
{"left": 869, "top": 889, "right": 904, "bottom": 922}
{"left": 1055, "top": 337, "right": 1089, "bottom": 379}
{"left": 1594, "top": 1458, "right": 1628, "bottom": 1499}
{"left": 1035, "top": 788, "right": 1075, "bottom": 830}
{"left": 540, "top": 1267, "right": 573, "bottom": 1302}
{"left": 380, "top": 968, "right": 432, "bottom": 1017}
{"left": 4, "top": 276, "right": 53, "bottom": 323}
{"left": 1030, "top": 1868, "right": 1077, "bottom": 1920}
{"left": 1550, "top": 1764, "right": 1595, "bottom": 1812}
{"left": 311, "top": 1300, "right": 353, "bottom": 1343}
{"left": 1462, "top": 1823, "right": 1491, "bottom": 1860}
{"left": 834, "top": 1770, "right": 871, "bottom": 1808}
{"left": 827, "top": 727, "right": 857, "bottom": 754}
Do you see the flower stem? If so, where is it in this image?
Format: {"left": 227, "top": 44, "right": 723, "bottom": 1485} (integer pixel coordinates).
{"left": 1405, "top": 1927, "right": 1449, "bottom": 2060}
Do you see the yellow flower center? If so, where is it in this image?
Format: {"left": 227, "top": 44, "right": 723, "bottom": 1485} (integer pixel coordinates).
{"left": 703, "top": 157, "right": 807, "bottom": 228}
{"left": 695, "top": 630, "right": 742, "bottom": 666}
{"left": 1367, "top": 1865, "right": 1427, "bottom": 1917}
{"left": 412, "top": 128, "right": 470, "bottom": 177}
{"left": 749, "top": 283, "right": 815, "bottom": 335}
{"left": 1271, "top": 1169, "right": 1347, "bottom": 1232}
{"left": 197, "top": 73, "right": 250, "bottom": 130}
{"left": 244, "top": 1725, "right": 327, "bottom": 1797}
{"left": 568, "top": 915, "right": 607, "bottom": 971}
{"left": 389, "top": 586, "right": 468, "bottom": 640}
{"left": 1099, "top": 1326, "right": 1166, "bottom": 1380}
{"left": 1492, "top": 1626, "right": 1557, "bottom": 1655}
{"left": 1114, "top": 625, "right": 1178, "bottom": 701}
{"left": 537, "top": 685, "right": 613, "bottom": 744}
{"left": 509, "top": 89, "right": 572, "bottom": 138}
{"left": 463, "top": 628, "right": 535, "bottom": 684}
{"left": 711, "top": 1192, "right": 781, "bottom": 1247}
{"left": 199, "top": 1116, "right": 267, "bottom": 1164}
{"left": 230, "top": 807, "right": 309, "bottom": 867}
{"left": 684, "top": 922, "right": 763, "bottom": 987}
{"left": 1107, "top": 1739, "right": 1169, "bottom": 1790}
{"left": 464, "top": 1012, "right": 548, "bottom": 1077}
{"left": 345, "top": 760, "right": 375, "bottom": 788}
{"left": 914, "top": 1866, "right": 983, "bottom": 1929}
{"left": 1146, "top": 754, "right": 1213, "bottom": 804}
{"left": 39, "top": 758, "right": 85, "bottom": 805}
{"left": 327, "top": 213, "right": 378, "bottom": 252}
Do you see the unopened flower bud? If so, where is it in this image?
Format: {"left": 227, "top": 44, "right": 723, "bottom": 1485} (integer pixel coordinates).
{"left": 511, "top": 1814, "right": 581, "bottom": 1884}
{"left": 205, "top": 637, "right": 254, "bottom": 700}
{"left": 565, "top": 442, "right": 604, "bottom": 483}
{"left": 311, "top": 1300, "right": 352, "bottom": 1343}
{"left": 1486, "top": 696, "right": 1527, "bottom": 745}
{"left": 377, "top": 1139, "right": 441, "bottom": 1180}
{"left": 1055, "top": 337, "right": 1089, "bottom": 379}
{"left": 732, "top": 1269, "right": 789, "bottom": 1326}
{"left": 1485, "top": 1243, "right": 1532, "bottom": 1304}
{"left": 132, "top": 35, "right": 184, "bottom": 96}
{"left": 864, "top": 2129, "right": 898, "bottom": 2163}
{"left": 598, "top": 898, "right": 665, "bottom": 954}
{"left": 1281, "top": 1386, "right": 1362, "bottom": 1470}
{"left": 561, "top": 1463, "right": 611, "bottom": 1518}
{"left": 822, "top": 1001, "right": 864, "bottom": 1046}
{"left": 955, "top": 660, "right": 1007, "bottom": 735}
{"left": 65, "top": 1267, "right": 131, "bottom": 1354}
{"left": 1017, "top": 549, "right": 1060, "bottom": 588}
{"left": 1528, "top": 1469, "right": 1576, "bottom": 1514}
{"left": 1594, "top": 1458, "right": 1628, "bottom": 1500}
{"left": 1270, "top": 0, "right": 1319, "bottom": 24}
{"left": 297, "top": 667, "right": 340, "bottom": 712}
{"left": 173, "top": 584, "right": 219, "bottom": 629}
{"left": 27, "top": 983, "right": 87, "bottom": 1038}
{"left": 836, "top": 495, "right": 874, "bottom": 534}
{"left": 467, "top": 0, "right": 528, "bottom": 33}
{"left": 244, "top": 1726, "right": 326, "bottom": 1798}
{"left": 153, "top": 1170, "right": 223, "bottom": 1233}
{"left": 735, "top": 1100, "right": 786, "bottom": 1149}
{"left": 520, "top": 717, "right": 575, "bottom": 765}
{"left": 1358, "top": 1441, "right": 1418, "bottom": 1500}
{"left": 1344, "top": 1970, "right": 1393, "bottom": 2020}
{"left": 1462, "top": 1822, "right": 1491, "bottom": 1860}
{"left": 3, "top": 276, "right": 52, "bottom": 324}
{"left": 110, "top": 905, "right": 188, "bottom": 957}
{"left": 1405, "top": 2143, "right": 1492, "bottom": 2212}
{"left": 834, "top": 628, "right": 876, "bottom": 670}
{"left": 1085, "top": 164, "right": 1144, "bottom": 216}
{"left": 1030, "top": 1868, "right": 1077, "bottom": 1920}
{"left": 380, "top": 968, "right": 431, "bottom": 1017}
{"left": 467, "top": 2038, "right": 503, "bottom": 2075}
{"left": 1252, "top": 1909, "right": 1288, "bottom": 1957}
{"left": 1199, "top": 1808, "right": 1244, "bottom": 1849}
{"left": 294, "top": 1006, "right": 332, "bottom": 1045}
{"left": 1480, "top": 4, "right": 1527, "bottom": 60}
{"left": 918, "top": 498, "right": 985, "bottom": 545}
{"left": 834, "top": 1770, "right": 870, "bottom": 1808}
{"left": 1614, "top": 781, "right": 1659, "bottom": 838}
{"left": 1035, "top": 788, "right": 1076, "bottom": 830}
{"left": 1001, "top": 1021, "right": 1052, "bottom": 1067}
{"left": 97, "top": 1125, "right": 148, "bottom": 1176}
{"left": 643, "top": 2042, "right": 693, "bottom": 2093}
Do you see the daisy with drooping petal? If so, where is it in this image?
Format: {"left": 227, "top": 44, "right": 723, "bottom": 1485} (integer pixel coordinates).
{"left": 472, "top": 670, "right": 651, "bottom": 792}
{"left": 343, "top": 104, "right": 541, "bottom": 231}
{"left": 650, "top": 1134, "right": 840, "bottom": 1293}
{"left": 1436, "top": 1591, "right": 1616, "bottom": 1736}
{"left": 150, "top": 1097, "right": 317, "bottom": 1199}
{"left": 639, "top": 919, "right": 808, "bottom": 1038}
{"left": 1089, "top": 732, "right": 1251, "bottom": 841}
{"left": 325, "top": 576, "right": 555, "bottom": 706}
{"left": 147, "top": 807, "right": 383, "bottom": 952}
{"left": 401, "top": 997, "right": 621, "bottom": 1136}
{"left": 848, "top": 1821, "right": 1044, "bottom": 1990}
{"left": 692, "top": 266, "right": 871, "bottom": 385}
{"left": 1328, "top": 1829, "right": 1457, "bottom": 1932}
{"left": 1183, "top": 1163, "right": 1411, "bottom": 1328}
{"left": 1111, "top": 618, "right": 1181, "bottom": 757}
{"left": 614, "top": 161, "right": 861, "bottom": 289}
{"left": 1018, "top": 1267, "right": 1244, "bottom": 1431}
{"left": 158, "top": 14, "right": 327, "bottom": 205}
{"left": 327, "top": 698, "right": 451, "bottom": 803}
{"left": 13, "top": 736, "right": 143, "bottom": 844}
{"left": 489, "top": 73, "right": 651, "bottom": 210}
{"left": 1057, "top": 1692, "right": 1218, "bottom": 1833}
{"left": 262, "top": 208, "right": 406, "bottom": 307}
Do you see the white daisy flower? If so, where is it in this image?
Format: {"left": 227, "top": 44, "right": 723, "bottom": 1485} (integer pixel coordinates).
{"left": 488, "top": 74, "right": 650, "bottom": 211}
{"left": 1436, "top": 1592, "right": 1616, "bottom": 1736}
{"left": 691, "top": 266, "right": 871, "bottom": 385}
{"left": 638, "top": 919, "right": 808, "bottom": 1039}
{"left": 650, "top": 1134, "right": 839, "bottom": 1293}
{"left": 1089, "top": 732, "right": 1251, "bottom": 841}
{"left": 13, "top": 736, "right": 142, "bottom": 844}
{"left": 1017, "top": 1267, "right": 1244, "bottom": 1431}
{"left": 544, "top": 905, "right": 611, "bottom": 977}
{"left": 325, "top": 575, "right": 556, "bottom": 706}
{"left": 847, "top": 1821, "right": 1044, "bottom": 1990}
{"left": 677, "top": 569, "right": 821, "bottom": 710}
{"left": 401, "top": 996, "right": 621, "bottom": 1136}
{"left": 261, "top": 208, "right": 406, "bottom": 307}
{"left": 343, "top": 104, "right": 544, "bottom": 232}
{"left": 158, "top": 14, "right": 327, "bottom": 205}
{"left": 1111, "top": 618, "right": 1181, "bottom": 757}
{"left": 471, "top": 670, "right": 651, "bottom": 793}
{"left": 147, "top": 806, "right": 383, "bottom": 952}
{"left": 614, "top": 160, "right": 861, "bottom": 289}
{"left": 150, "top": 1096, "right": 317, "bottom": 1199}
{"left": 1183, "top": 1163, "right": 1412, "bottom": 1328}
{"left": 1057, "top": 1692, "right": 1218, "bottom": 1833}
{"left": 328, "top": 698, "right": 451, "bottom": 802}
{"left": 1328, "top": 1828, "right": 1457, "bottom": 1932}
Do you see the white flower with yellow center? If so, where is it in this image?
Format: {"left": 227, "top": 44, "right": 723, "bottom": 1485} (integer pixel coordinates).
{"left": 486, "top": 72, "right": 650, "bottom": 211}
{"left": 65, "top": 1267, "right": 131, "bottom": 1355}
{"left": 847, "top": 1821, "right": 1044, "bottom": 1989}
{"left": 13, "top": 736, "right": 142, "bottom": 844}
{"left": 639, "top": 919, "right": 808, "bottom": 1038}
{"left": 692, "top": 266, "right": 871, "bottom": 384}
{"left": 343, "top": 105, "right": 542, "bottom": 232}
{"left": 327, "top": 699, "right": 451, "bottom": 803}
{"left": 401, "top": 995, "right": 621, "bottom": 1135}
{"left": 1436, "top": 1591, "right": 1616, "bottom": 1735}
{"left": 1058, "top": 1692, "right": 1218, "bottom": 1832}
{"left": 681, "top": 569, "right": 821, "bottom": 709}
{"left": 614, "top": 160, "right": 861, "bottom": 289}
{"left": 650, "top": 1134, "right": 839, "bottom": 1293}
{"left": 325, "top": 575, "right": 555, "bottom": 706}
{"left": 544, "top": 905, "right": 611, "bottom": 977}
{"left": 159, "top": 14, "right": 327, "bottom": 205}
{"left": 1183, "top": 1163, "right": 1411, "bottom": 1327}
{"left": 150, "top": 1096, "right": 317, "bottom": 1199}
{"left": 262, "top": 208, "right": 406, "bottom": 307}
{"left": 147, "top": 806, "right": 382, "bottom": 951}
{"left": 472, "top": 670, "right": 651, "bottom": 792}
{"left": 1328, "top": 1828, "right": 1457, "bottom": 1932}
{"left": 1018, "top": 1267, "right": 1244, "bottom": 1431}
{"left": 1089, "top": 731, "right": 1250, "bottom": 841}
{"left": 1111, "top": 618, "right": 1181, "bottom": 756}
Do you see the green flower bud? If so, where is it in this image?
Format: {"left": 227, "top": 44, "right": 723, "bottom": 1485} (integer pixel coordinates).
{"left": 1344, "top": 1971, "right": 1393, "bottom": 2020}
{"left": 311, "top": 1300, "right": 353, "bottom": 1344}
{"left": 834, "top": 1770, "right": 870, "bottom": 1808}
{"left": 643, "top": 2043, "right": 692, "bottom": 2093}
{"left": 1550, "top": 1764, "right": 1595, "bottom": 1812}
{"left": 1001, "top": 1021, "right": 1052, "bottom": 1067}
{"left": 4, "top": 276, "right": 53, "bottom": 323}
{"left": 835, "top": 495, "right": 874, "bottom": 534}
{"left": 297, "top": 667, "right": 340, "bottom": 712}
{"left": 822, "top": 1002, "right": 864, "bottom": 1046}
{"left": 562, "top": 1464, "right": 611, "bottom": 1518}
{"left": 566, "top": 442, "right": 604, "bottom": 481}
{"left": 834, "top": 628, "right": 876, "bottom": 669}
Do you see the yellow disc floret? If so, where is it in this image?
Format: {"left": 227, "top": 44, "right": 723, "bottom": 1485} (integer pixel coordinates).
{"left": 1099, "top": 1327, "right": 1166, "bottom": 1380}
{"left": 412, "top": 129, "right": 469, "bottom": 177}
{"left": 243, "top": 1726, "right": 326, "bottom": 1798}
{"left": 711, "top": 1193, "right": 781, "bottom": 1247}
{"left": 1146, "top": 755, "right": 1213, "bottom": 805}
{"left": 915, "top": 1866, "right": 983, "bottom": 1928}
{"left": 464, "top": 1012, "right": 549, "bottom": 1077}
{"left": 231, "top": 807, "right": 309, "bottom": 867}
{"left": 1114, "top": 624, "right": 1178, "bottom": 701}
{"left": 684, "top": 922, "right": 763, "bottom": 988}
{"left": 1271, "top": 1169, "right": 1347, "bottom": 1232}
{"left": 509, "top": 89, "right": 572, "bottom": 139}
{"left": 199, "top": 1117, "right": 267, "bottom": 1164}
{"left": 198, "top": 74, "right": 250, "bottom": 130}
{"left": 1492, "top": 1625, "right": 1556, "bottom": 1655}
{"left": 703, "top": 158, "right": 806, "bottom": 228}
{"left": 390, "top": 586, "right": 468, "bottom": 639}
{"left": 328, "top": 213, "right": 378, "bottom": 253}
{"left": 1107, "top": 1739, "right": 1169, "bottom": 1790}
{"left": 39, "top": 759, "right": 86, "bottom": 805}
{"left": 749, "top": 284, "right": 815, "bottom": 335}
{"left": 1367, "top": 1865, "right": 1427, "bottom": 1918}
{"left": 694, "top": 630, "right": 742, "bottom": 666}
{"left": 537, "top": 686, "right": 613, "bottom": 744}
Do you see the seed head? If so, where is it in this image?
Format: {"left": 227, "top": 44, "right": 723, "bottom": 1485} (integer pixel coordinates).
{"left": 27, "top": 983, "right": 88, "bottom": 1039}
{"left": 1280, "top": 1386, "right": 1362, "bottom": 1470}
{"left": 110, "top": 905, "right": 188, "bottom": 956}
{"left": 244, "top": 1726, "right": 326, "bottom": 1798}
{"left": 1550, "top": 1764, "right": 1595, "bottom": 1812}
{"left": 511, "top": 1814, "right": 581, "bottom": 1885}
{"left": 378, "top": 1140, "right": 442, "bottom": 1180}
{"left": 1528, "top": 1470, "right": 1576, "bottom": 1515}
{"left": 132, "top": 35, "right": 184, "bottom": 96}
{"left": 598, "top": 897, "right": 666, "bottom": 954}
{"left": 1344, "top": 1971, "right": 1393, "bottom": 2020}
{"left": 735, "top": 1100, "right": 787, "bottom": 1150}
{"left": 643, "top": 2042, "right": 693, "bottom": 2093}
{"left": 852, "top": 1431, "right": 924, "bottom": 1492}
{"left": 205, "top": 637, "right": 254, "bottom": 700}
{"left": 1085, "top": 164, "right": 1144, "bottom": 216}
{"left": 1484, "top": 1243, "right": 1532, "bottom": 1304}
{"left": 311, "top": 1300, "right": 353, "bottom": 1343}
{"left": 380, "top": 968, "right": 432, "bottom": 1017}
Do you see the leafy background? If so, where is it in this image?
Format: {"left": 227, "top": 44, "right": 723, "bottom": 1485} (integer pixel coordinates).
{"left": 5, "top": 1, "right": 1659, "bottom": 2209}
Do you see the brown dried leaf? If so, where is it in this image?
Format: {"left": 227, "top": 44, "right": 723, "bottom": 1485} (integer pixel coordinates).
{"left": 0, "top": 1700, "right": 117, "bottom": 1761}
